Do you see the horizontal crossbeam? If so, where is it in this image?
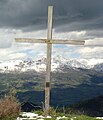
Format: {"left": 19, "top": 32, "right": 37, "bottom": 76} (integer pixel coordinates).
{"left": 15, "top": 38, "right": 85, "bottom": 45}
{"left": 50, "top": 39, "right": 85, "bottom": 45}
{"left": 15, "top": 38, "right": 45, "bottom": 43}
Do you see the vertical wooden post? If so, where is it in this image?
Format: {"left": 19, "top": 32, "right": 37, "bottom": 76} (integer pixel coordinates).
{"left": 45, "top": 6, "right": 53, "bottom": 115}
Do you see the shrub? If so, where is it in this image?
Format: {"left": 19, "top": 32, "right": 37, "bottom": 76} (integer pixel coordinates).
{"left": 0, "top": 95, "right": 21, "bottom": 120}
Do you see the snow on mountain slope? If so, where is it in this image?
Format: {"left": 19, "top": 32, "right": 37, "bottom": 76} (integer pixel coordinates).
{"left": 0, "top": 60, "right": 23, "bottom": 71}
{"left": 0, "top": 57, "right": 103, "bottom": 73}
{"left": 78, "top": 59, "right": 103, "bottom": 68}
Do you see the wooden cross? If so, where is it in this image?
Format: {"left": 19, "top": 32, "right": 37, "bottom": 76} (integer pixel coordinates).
{"left": 15, "top": 6, "right": 85, "bottom": 115}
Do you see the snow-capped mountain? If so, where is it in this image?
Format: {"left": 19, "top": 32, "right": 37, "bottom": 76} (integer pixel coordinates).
{"left": 0, "top": 56, "right": 103, "bottom": 73}
{"left": 78, "top": 59, "right": 103, "bottom": 68}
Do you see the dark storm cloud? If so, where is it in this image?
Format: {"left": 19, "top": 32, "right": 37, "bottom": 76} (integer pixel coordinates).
{"left": 0, "top": 0, "right": 103, "bottom": 34}
{"left": 0, "top": 0, "right": 49, "bottom": 30}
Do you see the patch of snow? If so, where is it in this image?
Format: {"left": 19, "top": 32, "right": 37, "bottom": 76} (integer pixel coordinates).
{"left": 46, "top": 115, "right": 52, "bottom": 118}
{"left": 17, "top": 112, "right": 69, "bottom": 120}
{"left": 56, "top": 116, "right": 67, "bottom": 120}
{"left": 96, "top": 117, "right": 103, "bottom": 119}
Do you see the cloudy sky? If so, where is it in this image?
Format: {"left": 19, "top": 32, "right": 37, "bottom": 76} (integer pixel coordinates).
{"left": 0, "top": 0, "right": 103, "bottom": 61}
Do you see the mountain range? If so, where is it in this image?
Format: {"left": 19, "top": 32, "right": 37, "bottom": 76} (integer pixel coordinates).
{"left": 0, "top": 56, "right": 103, "bottom": 107}
{"left": 0, "top": 56, "right": 103, "bottom": 73}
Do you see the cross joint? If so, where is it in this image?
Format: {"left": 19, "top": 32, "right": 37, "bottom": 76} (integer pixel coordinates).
{"left": 45, "top": 39, "right": 52, "bottom": 44}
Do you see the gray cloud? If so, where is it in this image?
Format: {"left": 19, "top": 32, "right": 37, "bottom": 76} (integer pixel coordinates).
{"left": 0, "top": 0, "right": 103, "bottom": 35}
